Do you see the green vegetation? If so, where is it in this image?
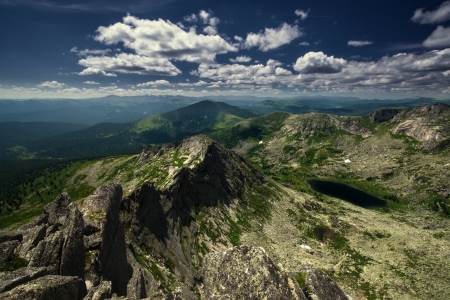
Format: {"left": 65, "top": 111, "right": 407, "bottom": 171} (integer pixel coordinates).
{"left": 295, "top": 272, "right": 306, "bottom": 288}
{"left": 0, "top": 257, "right": 28, "bottom": 271}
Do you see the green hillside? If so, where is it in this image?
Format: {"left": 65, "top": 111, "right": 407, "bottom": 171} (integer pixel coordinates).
{"left": 5, "top": 101, "right": 257, "bottom": 159}
{"left": 134, "top": 100, "right": 257, "bottom": 143}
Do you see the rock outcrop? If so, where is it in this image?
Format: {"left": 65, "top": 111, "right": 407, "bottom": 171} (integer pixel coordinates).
{"left": 203, "top": 246, "right": 307, "bottom": 300}
{"left": 0, "top": 193, "right": 87, "bottom": 299}
{"left": 390, "top": 103, "right": 450, "bottom": 150}
{"left": 81, "top": 184, "right": 132, "bottom": 296}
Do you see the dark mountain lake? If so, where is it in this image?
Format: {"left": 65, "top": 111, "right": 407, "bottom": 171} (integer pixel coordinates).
{"left": 307, "top": 179, "right": 388, "bottom": 208}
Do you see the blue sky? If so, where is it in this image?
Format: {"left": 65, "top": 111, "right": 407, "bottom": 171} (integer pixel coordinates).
{"left": 1, "top": 0, "right": 450, "bottom": 99}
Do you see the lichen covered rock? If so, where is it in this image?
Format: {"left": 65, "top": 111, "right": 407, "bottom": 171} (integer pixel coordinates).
{"left": 301, "top": 266, "right": 348, "bottom": 300}
{"left": 203, "top": 246, "right": 306, "bottom": 299}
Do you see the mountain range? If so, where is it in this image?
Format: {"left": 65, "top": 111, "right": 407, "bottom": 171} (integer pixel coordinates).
{"left": 0, "top": 100, "right": 449, "bottom": 299}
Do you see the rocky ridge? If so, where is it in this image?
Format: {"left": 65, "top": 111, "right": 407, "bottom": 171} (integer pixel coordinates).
{"left": 0, "top": 135, "right": 349, "bottom": 299}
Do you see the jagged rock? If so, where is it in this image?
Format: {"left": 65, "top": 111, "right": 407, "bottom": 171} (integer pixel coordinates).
{"left": 0, "top": 240, "right": 19, "bottom": 265}
{"left": 60, "top": 202, "right": 86, "bottom": 279}
{"left": 83, "top": 280, "right": 112, "bottom": 300}
{"left": 0, "top": 267, "right": 47, "bottom": 293}
{"left": 82, "top": 184, "right": 132, "bottom": 296}
{"left": 301, "top": 266, "right": 348, "bottom": 300}
{"left": 28, "top": 200, "right": 85, "bottom": 282}
{"left": 18, "top": 224, "right": 47, "bottom": 258}
{"left": 203, "top": 246, "right": 306, "bottom": 300}
{"left": 44, "top": 192, "right": 72, "bottom": 226}
{"left": 0, "top": 275, "right": 85, "bottom": 300}
{"left": 369, "top": 109, "right": 401, "bottom": 123}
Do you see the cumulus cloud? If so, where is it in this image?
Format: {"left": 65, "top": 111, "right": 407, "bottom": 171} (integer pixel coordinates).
{"left": 78, "top": 53, "right": 181, "bottom": 76}
{"left": 412, "top": 1, "right": 450, "bottom": 24}
{"left": 94, "top": 14, "right": 236, "bottom": 63}
{"left": 423, "top": 26, "right": 450, "bottom": 48}
{"left": 184, "top": 13, "right": 197, "bottom": 23}
{"left": 84, "top": 81, "right": 100, "bottom": 84}
{"left": 70, "top": 47, "right": 112, "bottom": 56}
{"left": 78, "top": 67, "right": 117, "bottom": 77}
{"left": 37, "top": 81, "right": 66, "bottom": 88}
{"left": 136, "top": 80, "right": 171, "bottom": 87}
{"left": 348, "top": 40, "right": 373, "bottom": 47}
{"left": 229, "top": 55, "right": 252, "bottom": 63}
{"left": 295, "top": 9, "right": 309, "bottom": 20}
{"left": 244, "top": 23, "right": 303, "bottom": 51}
{"left": 299, "top": 42, "right": 310, "bottom": 46}
{"left": 293, "top": 52, "right": 347, "bottom": 74}
{"left": 193, "top": 59, "right": 295, "bottom": 87}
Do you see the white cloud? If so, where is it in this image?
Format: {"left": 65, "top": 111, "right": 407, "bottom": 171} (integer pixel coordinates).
{"left": 78, "top": 67, "right": 117, "bottom": 77}
{"left": 293, "top": 52, "right": 347, "bottom": 74}
{"left": 423, "top": 26, "right": 450, "bottom": 48}
{"left": 203, "top": 26, "right": 218, "bottom": 35}
{"left": 244, "top": 23, "right": 303, "bottom": 51}
{"left": 275, "top": 67, "right": 292, "bottom": 75}
{"left": 184, "top": 13, "right": 197, "bottom": 23}
{"left": 94, "top": 14, "right": 237, "bottom": 64}
{"left": 37, "top": 81, "right": 66, "bottom": 88}
{"left": 412, "top": 1, "right": 450, "bottom": 24}
{"left": 199, "top": 10, "right": 210, "bottom": 23}
{"left": 78, "top": 53, "right": 181, "bottom": 76}
{"left": 234, "top": 36, "right": 243, "bottom": 42}
{"left": 83, "top": 81, "right": 100, "bottom": 84}
{"left": 71, "top": 47, "right": 112, "bottom": 56}
{"left": 299, "top": 42, "right": 310, "bottom": 46}
{"left": 137, "top": 79, "right": 171, "bottom": 87}
{"left": 229, "top": 55, "right": 252, "bottom": 63}
{"left": 295, "top": 9, "right": 309, "bottom": 20}
{"left": 348, "top": 40, "right": 373, "bottom": 47}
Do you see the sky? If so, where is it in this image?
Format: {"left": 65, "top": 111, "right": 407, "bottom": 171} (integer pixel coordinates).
{"left": 1, "top": 0, "right": 450, "bottom": 99}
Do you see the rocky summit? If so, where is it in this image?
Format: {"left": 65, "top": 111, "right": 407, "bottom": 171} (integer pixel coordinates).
{"left": 0, "top": 135, "right": 349, "bottom": 299}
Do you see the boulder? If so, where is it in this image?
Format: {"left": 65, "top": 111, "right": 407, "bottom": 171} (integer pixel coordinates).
{"left": 0, "top": 275, "right": 86, "bottom": 300}
{"left": 203, "top": 246, "right": 306, "bottom": 300}
{"left": 301, "top": 266, "right": 348, "bottom": 300}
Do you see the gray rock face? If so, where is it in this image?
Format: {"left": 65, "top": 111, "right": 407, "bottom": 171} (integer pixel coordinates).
{"left": 203, "top": 246, "right": 306, "bottom": 300}
{"left": 82, "top": 184, "right": 132, "bottom": 296}
{"left": 301, "top": 266, "right": 348, "bottom": 300}
{"left": 0, "top": 275, "right": 86, "bottom": 300}
{"left": 369, "top": 109, "right": 401, "bottom": 123}
{"left": 60, "top": 203, "right": 86, "bottom": 279}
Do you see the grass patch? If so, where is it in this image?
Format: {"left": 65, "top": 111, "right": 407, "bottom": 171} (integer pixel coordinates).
{"left": 295, "top": 272, "right": 307, "bottom": 288}
{"left": 0, "top": 257, "right": 28, "bottom": 271}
